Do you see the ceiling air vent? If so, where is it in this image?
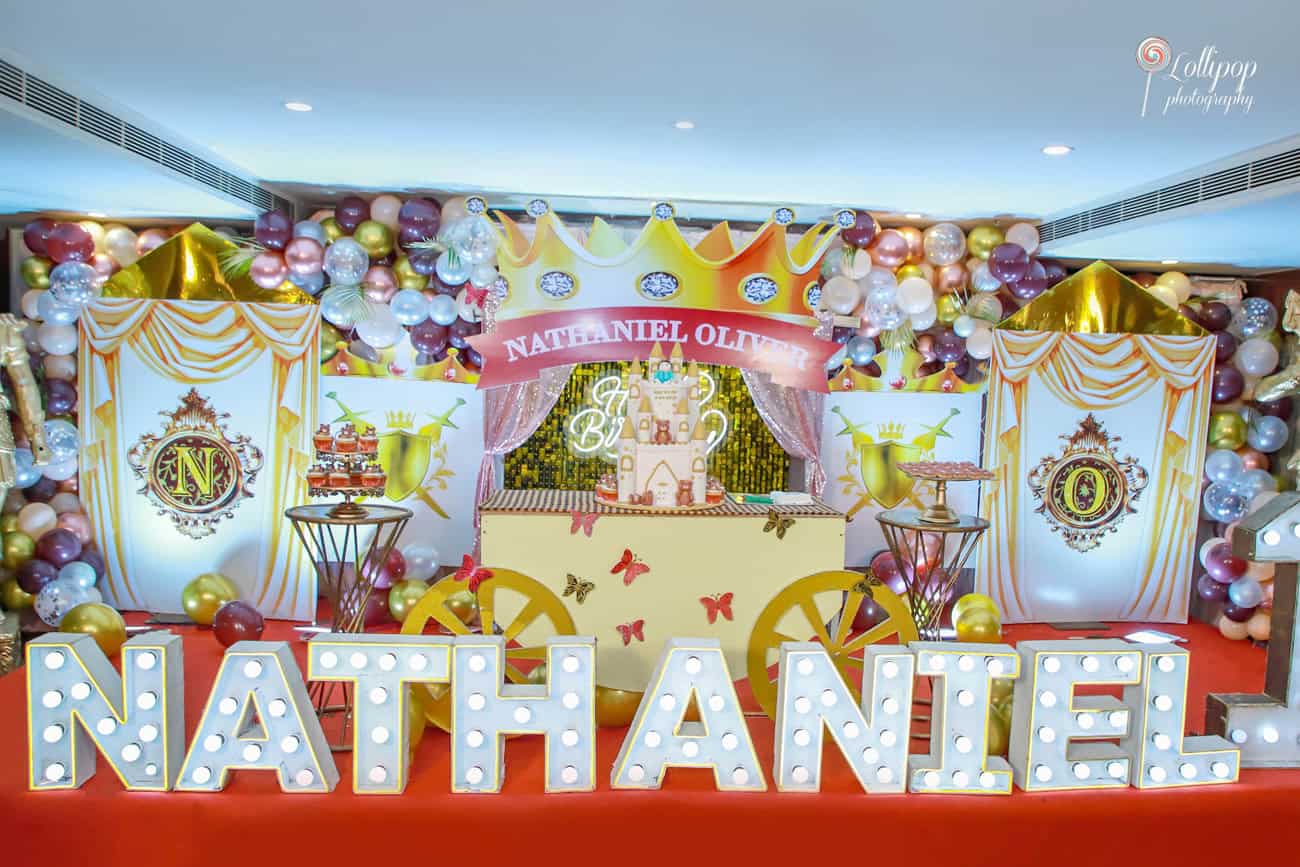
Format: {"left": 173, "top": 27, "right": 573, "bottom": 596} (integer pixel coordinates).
{"left": 0, "top": 57, "right": 291, "bottom": 215}
{"left": 1040, "top": 145, "right": 1300, "bottom": 245}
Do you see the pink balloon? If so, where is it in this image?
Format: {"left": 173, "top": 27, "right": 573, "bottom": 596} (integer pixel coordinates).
{"left": 309, "top": 209, "right": 334, "bottom": 223}
{"left": 249, "top": 251, "right": 289, "bottom": 289}
{"left": 136, "top": 228, "right": 168, "bottom": 256}
{"left": 283, "top": 237, "right": 324, "bottom": 276}
{"left": 363, "top": 265, "right": 397, "bottom": 296}
{"left": 56, "top": 511, "right": 94, "bottom": 545}
{"left": 868, "top": 230, "right": 909, "bottom": 269}
{"left": 868, "top": 550, "right": 908, "bottom": 596}
{"left": 90, "top": 253, "right": 118, "bottom": 280}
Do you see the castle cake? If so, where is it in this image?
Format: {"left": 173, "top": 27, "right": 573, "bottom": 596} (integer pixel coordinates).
{"left": 595, "top": 343, "right": 725, "bottom": 509}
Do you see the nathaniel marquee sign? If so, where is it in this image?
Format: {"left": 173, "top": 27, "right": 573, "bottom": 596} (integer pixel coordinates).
{"left": 26, "top": 632, "right": 1240, "bottom": 796}
{"left": 468, "top": 306, "right": 839, "bottom": 391}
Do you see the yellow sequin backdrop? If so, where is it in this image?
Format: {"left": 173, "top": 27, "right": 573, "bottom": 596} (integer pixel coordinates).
{"left": 505, "top": 363, "right": 789, "bottom": 492}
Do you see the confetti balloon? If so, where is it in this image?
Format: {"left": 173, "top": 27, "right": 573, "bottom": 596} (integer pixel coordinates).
{"left": 1202, "top": 482, "right": 1249, "bottom": 523}
{"left": 323, "top": 238, "right": 370, "bottom": 285}
{"left": 49, "top": 261, "right": 98, "bottom": 306}
{"left": 35, "top": 577, "right": 100, "bottom": 627}
{"left": 921, "top": 223, "right": 966, "bottom": 266}
{"left": 1232, "top": 297, "right": 1278, "bottom": 340}
{"left": 44, "top": 419, "right": 80, "bottom": 464}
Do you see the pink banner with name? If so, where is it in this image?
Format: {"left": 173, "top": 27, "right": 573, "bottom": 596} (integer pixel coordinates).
{"left": 468, "top": 306, "right": 837, "bottom": 391}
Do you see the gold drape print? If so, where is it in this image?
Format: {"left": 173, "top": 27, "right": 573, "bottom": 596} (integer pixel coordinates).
{"left": 79, "top": 299, "right": 320, "bottom": 619}
{"left": 979, "top": 330, "right": 1215, "bottom": 622}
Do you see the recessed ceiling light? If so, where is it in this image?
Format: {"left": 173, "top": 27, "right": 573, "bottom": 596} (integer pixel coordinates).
{"left": 674, "top": 119, "right": 695, "bottom": 130}
{"left": 284, "top": 101, "right": 313, "bottom": 112}
{"left": 1041, "top": 144, "right": 1073, "bottom": 156}
{"left": 1161, "top": 258, "right": 1179, "bottom": 265}
{"left": 87, "top": 211, "right": 106, "bottom": 218}
{"left": 904, "top": 213, "right": 923, "bottom": 219}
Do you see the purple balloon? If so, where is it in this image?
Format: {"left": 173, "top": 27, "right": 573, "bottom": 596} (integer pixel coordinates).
{"left": 1212, "top": 364, "right": 1245, "bottom": 404}
{"left": 988, "top": 243, "right": 1030, "bottom": 284}
{"left": 45, "top": 379, "right": 77, "bottom": 416}
{"left": 1040, "top": 259, "right": 1068, "bottom": 287}
{"left": 398, "top": 198, "right": 440, "bottom": 232}
{"left": 448, "top": 317, "right": 480, "bottom": 350}
{"left": 461, "top": 347, "right": 484, "bottom": 371}
{"left": 407, "top": 248, "right": 439, "bottom": 275}
{"left": 17, "top": 558, "right": 57, "bottom": 594}
{"left": 831, "top": 326, "right": 856, "bottom": 345}
{"left": 1199, "top": 301, "right": 1232, "bottom": 332}
{"left": 1221, "top": 601, "right": 1256, "bottom": 623}
{"left": 841, "top": 211, "right": 877, "bottom": 248}
{"left": 932, "top": 329, "right": 966, "bottom": 364}
{"left": 1255, "top": 397, "right": 1293, "bottom": 419}
{"left": 409, "top": 321, "right": 449, "bottom": 355}
{"left": 1214, "top": 331, "right": 1238, "bottom": 364}
{"left": 78, "top": 546, "right": 106, "bottom": 580}
{"left": 24, "top": 477, "right": 57, "bottom": 503}
{"left": 334, "top": 196, "right": 370, "bottom": 233}
{"left": 1197, "top": 573, "right": 1229, "bottom": 601}
{"left": 36, "top": 528, "right": 82, "bottom": 568}
{"left": 399, "top": 224, "right": 437, "bottom": 250}
{"left": 1205, "top": 541, "right": 1247, "bottom": 583}
{"left": 253, "top": 210, "right": 292, "bottom": 251}
{"left": 1007, "top": 259, "right": 1048, "bottom": 300}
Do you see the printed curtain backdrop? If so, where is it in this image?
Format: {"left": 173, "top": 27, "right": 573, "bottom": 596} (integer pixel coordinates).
{"left": 977, "top": 330, "right": 1214, "bottom": 623}
{"left": 78, "top": 299, "right": 320, "bottom": 620}
{"left": 319, "top": 378, "right": 482, "bottom": 570}
{"left": 819, "top": 391, "right": 985, "bottom": 567}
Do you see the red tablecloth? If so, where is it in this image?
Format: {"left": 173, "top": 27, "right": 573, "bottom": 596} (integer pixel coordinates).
{"left": 2, "top": 617, "right": 1298, "bottom": 867}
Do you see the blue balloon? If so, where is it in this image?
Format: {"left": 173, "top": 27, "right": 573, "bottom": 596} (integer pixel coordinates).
{"left": 13, "top": 447, "right": 41, "bottom": 489}
{"left": 58, "top": 561, "right": 98, "bottom": 591}
{"left": 293, "top": 220, "right": 328, "bottom": 244}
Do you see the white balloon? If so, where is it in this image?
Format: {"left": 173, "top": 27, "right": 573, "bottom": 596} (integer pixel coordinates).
{"left": 821, "top": 276, "right": 861, "bottom": 315}
{"left": 1005, "top": 222, "right": 1040, "bottom": 254}
{"left": 966, "top": 326, "right": 994, "bottom": 360}
{"left": 21, "top": 289, "right": 43, "bottom": 320}
{"left": 355, "top": 305, "right": 403, "bottom": 350}
{"left": 1147, "top": 283, "right": 1178, "bottom": 308}
{"left": 896, "top": 277, "right": 934, "bottom": 315}
{"left": 36, "top": 291, "right": 79, "bottom": 326}
{"left": 429, "top": 294, "right": 458, "bottom": 326}
{"left": 909, "top": 304, "right": 937, "bottom": 330}
{"left": 1236, "top": 338, "right": 1280, "bottom": 377}
{"left": 970, "top": 261, "right": 1001, "bottom": 292}
{"left": 953, "top": 314, "right": 977, "bottom": 338}
{"left": 839, "top": 247, "right": 872, "bottom": 279}
{"left": 470, "top": 262, "right": 499, "bottom": 288}
{"left": 389, "top": 289, "right": 430, "bottom": 326}
{"left": 36, "top": 323, "right": 78, "bottom": 355}
{"left": 43, "top": 456, "right": 79, "bottom": 482}
{"left": 104, "top": 225, "right": 139, "bottom": 266}
{"left": 400, "top": 543, "right": 440, "bottom": 581}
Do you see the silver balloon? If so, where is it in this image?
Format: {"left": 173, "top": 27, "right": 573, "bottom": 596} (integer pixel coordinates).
{"left": 44, "top": 419, "right": 79, "bottom": 464}
{"left": 428, "top": 294, "right": 458, "bottom": 326}
{"left": 435, "top": 251, "right": 470, "bottom": 286}
{"left": 13, "top": 447, "right": 41, "bottom": 489}
{"left": 1247, "top": 414, "right": 1289, "bottom": 453}
{"left": 1233, "top": 467, "right": 1277, "bottom": 498}
{"left": 866, "top": 300, "right": 904, "bottom": 330}
{"left": 355, "top": 305, "right": 404, "bottom": 350}
{"left": 470, "top": 262, "right": 499, "bottom": 288}
{"left": 293, "top": 220, "right": 328, "bottom": 244}
{"left": 320, "top": 291, "right": 362, "bottom": 328}
{"left": 1203, "top": 448, "right": 1243, "bottom": 484}
{"left": 1202, "top": 481, "right": 1248, "bottom": 522}
{"left": 1228, "top": 577, "right": 1264, "bottom": 608}
{"left": 323, "top": 238, "right": 369, "bottom": 285}
{"left": 390, "top": 288, "right": 430, "bottom": 326}
{"left": 288, "top": 270, "right": 326, "bottom": 295}
{"left": 36, "top": 291, "right": 79, "bottom": 325}
{"left": 970, "top": 261, "right": 1002, "bottom": 293}
{"left": 49, "top": 262, "right": 97, "bottom": 307}
{"left": 846, "top": 335, "right": 876, "bottom": 366}
{"left": 400, "top": 543, "right": 440, "bottom": 582}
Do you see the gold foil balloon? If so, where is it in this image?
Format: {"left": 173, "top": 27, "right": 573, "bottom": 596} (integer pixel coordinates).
{"left": 952, "top": 592, "right": 999, "bottom": 624}
{"left": 897, "top": 226, "right": 925, "bottom": 265}
{"left": 320, "top": 322, "right": 344, "bottom": 363}
{"left": 987, "top": 701, "right": 1011, "bottom": 756}
{"left": 445, "top": 589, "right": 478, "bottom": 625}
{"left": 387, "top": 579, "right": 430, "bottom": 624}
{"left": 967, "top": 225, "right": 1005, "bottom": 260}
{"left": 0, "top": 514, "right": 18, "bottom": 534}
{"left": 596, "top": 687, "right": 644, "bottom": 727}
{"left": 60, "top": 602, "right": 128, "bottom": 656}
{"left": 0, "top": 577, "right": 34, "bottom": 610}
{"left": 954, "top": 608, "right": 1002, "bottom": 643}
{"left": 354, "top": 220, "right": 394, "bottom": 259}
{"left": 20, "top": 257, "right": 51, "bottom": 290}
{"left": 408, "top": 686, "right": 428, "bottom": 754}
{"left": 394, "top": 255, "right": 429, "bottom": 291}
{"left": 181, "top": 572, "right": 240, "bottom": 625}
{"left": 2, "top": 531, "right": 35, "bottom": 569}
{"left": 896, "top": 264, "right": 927, "bottom": 282}
{"left": 321, "top": 217, "right": 345, "bottom": 243}
{"left": 526, "top": 663, "right": 549, "bottom": 685}
{"left": 935, "top": 293, "right": 963, "bottom": 325}
{"left": 1208, "top": 411, "right": 1248, "bottom": 451}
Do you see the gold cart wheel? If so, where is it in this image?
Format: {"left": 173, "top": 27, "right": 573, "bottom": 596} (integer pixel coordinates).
{"left": 401, "top": 569, "right": 576, "bottom": 731}
{"left": 747, "top": 570, "right": 918, "bottom": 719}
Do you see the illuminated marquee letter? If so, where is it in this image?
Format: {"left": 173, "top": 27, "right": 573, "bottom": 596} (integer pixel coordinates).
{"left": 1009, "top": 640, "right": 1141, "bottom": 791}
{"left": 612, "top": 639, "right": 764, "bottom": 791}
{"left": 177, "top": 642, "right": 337, "bottom": 793}
{"left": 26, "top": 632, "right": 183, "bottom": 791}
{"left": 307, "top": 634, "right": 452, "bottom": 794}
{"left": 773, "top": 643, "right": 915, "bottom": 792}
{"left": 451, "top": 635, "right": 596, "bottom": 793}
{"left": 1122, "top": 645, "right": 1239, "bottom": 788}
{"left": 909, "top": 642, "right": 1020, "bottom": 794}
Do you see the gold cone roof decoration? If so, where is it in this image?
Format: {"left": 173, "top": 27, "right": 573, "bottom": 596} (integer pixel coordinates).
{"left": 103, "top": 223, "right": 316, "bottom": 304}
{"left": 997, "top": 261, "right": 1204, "bottom": 336}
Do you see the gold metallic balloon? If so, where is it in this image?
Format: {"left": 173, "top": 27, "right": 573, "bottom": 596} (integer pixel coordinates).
{"left": 967, "top": 225, "right": 1005, "bottom": 260}
{"left": 936, "top": 293, "right": 963, "bottom": 325}
{"left": 596, "top": 687, "right": 643, "bottom": 727}
{"left": 181, "top": 572, "right": 240, "bottom": 625}
{"left": 60, "top": 602, "right": 128, "bottom": 657}
{"left": 986, "top": 701, "right": 1011, "bottom": 756}
{"left": 320, "top": 322, "right": 344, "bottom": 363}
{"left": 896, "top": 264, "right": 927, "bottom": 282}
{"left": 21, "top": 257, "right": 52, "bottom": 290}
{"left": 954, "top": 608, "right": 1002, "bottom": 643}
{"left": 393, "top": 256, "right": 429, "bottom": 291}
{"left": 990, "top": 677, "right": 1014, "bottom": 705}
{"left": 445, "top": 589, "right": 478, "bottom": 625}
{"left": 0, "top": 514, "right": 19, "bottom": 534}
{"left": 526, "top": 663, "right": 549, "bottom": 685}
{"left": 408, "top": 686, "right": 428, "bottom": 754}
{"left": 354, "top": 220, "right": 394, "bottom": 260}
{"left": 387, "top": 579, "right": 430, "bottom": 624}
{"left": 1208, "top": 411, "right": 1248, "bottom": 451}
{"left": 2, "top": 531, "right": 35, "bottom": 569}
{"left": 0, "top": 577, "right": 34, "bottom": 610}
{"left": 952, "top": 592, "right": 999, "bottom": 625}
{"left": 321, "top": 217, "right": 345, "bottom": 244}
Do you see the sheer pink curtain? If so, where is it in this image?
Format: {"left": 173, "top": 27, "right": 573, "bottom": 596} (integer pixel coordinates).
{"left": 740, "top": 368, "right": 826, "bottom": 496}
{"left": 474, "top": 364, "right": 575, "bottom": 528}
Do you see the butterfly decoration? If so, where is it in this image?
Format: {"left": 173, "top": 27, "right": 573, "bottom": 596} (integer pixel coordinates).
{"left": 564, "top": 573, "right": 595, "bottom": 604}
{"left": 852, "top": 570, "right": 882, "bottom": 600}
{"left": 463, "top": 284, "right": 490, "bottom": 308}
{"left": 763, "top": 509, "right": 795, "bottom": 540}
{"left": 616, "top": 619, "right": 645, "bottom": 646}
{"left": 610, "top": 548, "right": 651, "bottom": 586}
{"left": 569, "top": 509, "right": 600, "bottom": 537}
{"left": 700, "top": 592, "right": 734, "bottom": 625}
{"left": 453, "top": 554, "right": 494, "bottom": 593}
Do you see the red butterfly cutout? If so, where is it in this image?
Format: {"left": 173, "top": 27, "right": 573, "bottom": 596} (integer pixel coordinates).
{"left": 610, "top": 548, "right": 650, "bottom": 586}
{"left": 569, "top": 509, "right": 599, "bottom": 537}
{"left": 453, "top": 554, "right": 493, "bottom": 593}
{"left": 463, "top": 285, "right": 490, "bottom": 308}
{"left": 700, "top": 592, "right": 734, "bottom": 625}
{"left": 616, "top": 619, "right": 645, "bottom": 646}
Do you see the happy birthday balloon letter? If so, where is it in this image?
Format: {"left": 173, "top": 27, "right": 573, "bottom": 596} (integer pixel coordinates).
{"left": 612, "top": 639, "right": 765, "bottom": 791}
{"left": 977, "top": 262, "right": 1214, "bottom": 623}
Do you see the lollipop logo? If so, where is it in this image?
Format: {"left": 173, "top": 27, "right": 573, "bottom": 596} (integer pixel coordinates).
{"left": 1137, "top": 37, "right": 1258, "bottom": 117}
{"left": 1137, "top": 37, "right": 1171, "bottom": 117}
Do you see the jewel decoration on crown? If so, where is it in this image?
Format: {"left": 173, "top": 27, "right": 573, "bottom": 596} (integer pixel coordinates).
{"left": 491, "top": 204, "right": 848, "bottom": 320}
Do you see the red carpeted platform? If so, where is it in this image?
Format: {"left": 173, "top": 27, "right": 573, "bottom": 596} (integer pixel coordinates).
{"left": 2, "top": 617, "right": 1298, "bottom": 867}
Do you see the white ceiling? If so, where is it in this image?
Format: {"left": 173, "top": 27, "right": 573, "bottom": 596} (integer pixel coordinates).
{"left": 2, "top": 1, "right": 1299, "bottom": 265}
